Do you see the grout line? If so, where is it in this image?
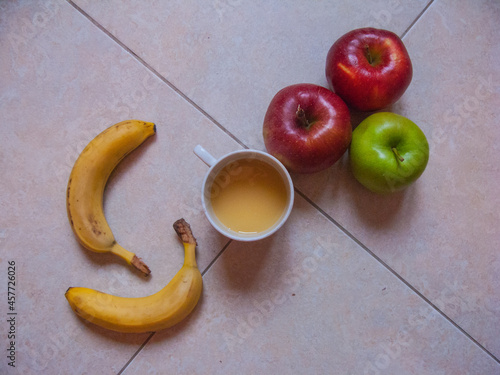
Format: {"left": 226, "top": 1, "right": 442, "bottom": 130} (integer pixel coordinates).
{"left": 66, "top": 0, "right": 248, "bottom": 150}
{"left": 202, "top": 240, "right": 232, "bottom": 276}
{"left": 117, "top": 332, "right": 156, "bottom": 375}
{"left": 68, "top": 0, "right": 499, "bottom": 366}
{"left": 400, "top": 0, "right": 435, "bottom": 39}
{"left": 294, "top": 188, "right": 500, "bottom": 365}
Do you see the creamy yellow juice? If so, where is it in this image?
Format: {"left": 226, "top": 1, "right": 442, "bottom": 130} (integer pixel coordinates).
{"left": 210, "top": 158, "right": 288, "bottom": 234}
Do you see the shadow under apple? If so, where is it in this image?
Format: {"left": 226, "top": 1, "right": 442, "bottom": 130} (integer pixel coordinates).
{"left": 349, "top": 104, "right": 398, "bottom": 131}
{"left": 291, "top": 146, "right": 415, "bottom": 231}
{"left": 342, "top": 159, "right": 418, "bottom": 230}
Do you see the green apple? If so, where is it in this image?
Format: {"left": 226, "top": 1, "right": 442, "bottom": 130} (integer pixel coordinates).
{"left": 349, "top": 112, "right": 429, "bottom": 194}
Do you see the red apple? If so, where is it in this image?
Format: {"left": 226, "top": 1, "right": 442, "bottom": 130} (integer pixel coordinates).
{"left": 325, "top": 27, "right": 412, "bottom": 111}
{"left": 263, "top": 83, "right": 352, "bottom": 174}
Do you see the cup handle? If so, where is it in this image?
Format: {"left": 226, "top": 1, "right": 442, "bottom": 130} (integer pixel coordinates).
{"left": 194, "top": 145, "right": 217, "bottom": 167}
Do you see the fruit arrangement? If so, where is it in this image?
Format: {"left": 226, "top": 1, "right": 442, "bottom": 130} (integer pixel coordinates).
{"left": 263, "top": 27, "right": 429, "bottom": 193}
{"left": 64, "top": 27, "right": 429, "bottom": 335}
{"left": 65, "top": 121, "right": 202, "bottom": 333}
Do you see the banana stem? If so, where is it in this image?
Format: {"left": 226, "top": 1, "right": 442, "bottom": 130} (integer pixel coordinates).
{"left": 131, "top": 255, "right": 152, "bottom": 276}
{"left": 173, "top": 219, "right": 198, "bottom": 269}
{"left": 111, "top": 243, "right": 151, "bottom": 276}
{"left": 365, "top": 44, "right": 373, "bottom": 65}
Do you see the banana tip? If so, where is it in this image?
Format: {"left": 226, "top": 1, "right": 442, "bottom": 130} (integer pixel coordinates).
{"left": 131, "top": 255, "right": 151, "bottom": 276}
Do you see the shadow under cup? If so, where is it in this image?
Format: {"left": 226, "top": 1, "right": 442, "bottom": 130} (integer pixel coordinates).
{"left": 201, "top": 150, "right": 294, "bottom": 241}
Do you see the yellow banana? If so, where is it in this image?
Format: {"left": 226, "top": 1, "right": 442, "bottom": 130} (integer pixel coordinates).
{"left": 65, "top": 219, "right": 203, "bottom": 333}
{"left": 66, "top": 120, "right": 156, "bottom": 276}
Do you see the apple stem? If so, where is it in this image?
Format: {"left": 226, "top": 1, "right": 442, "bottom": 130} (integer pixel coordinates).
{"left": 392, "top": 147, "right": 405, "bottom": 162}
{"left": 365, "top": 44, "right": 373, "bottom": 65}
{"left": 296, "top": 105, "right": 312, "bottom": 130}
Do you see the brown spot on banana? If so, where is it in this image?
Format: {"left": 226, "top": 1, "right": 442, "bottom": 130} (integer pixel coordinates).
{"left": 67, "top": 179, "right": 71, "bottom": 198}
{"left": 88, "top": 214, "right": 102, "bottom": 236}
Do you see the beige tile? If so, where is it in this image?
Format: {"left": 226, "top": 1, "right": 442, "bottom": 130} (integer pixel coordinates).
{"left": 71, "top": 0, "right": 432, "bottom": 149}
{"left": 0, "top": 1, "right": 239, "bottom": 373}
{"left": 294, "top": 0, "right": 500, "bottom": 358}
{"left": 1, "top": 0, "right": 499, "bottom": 374}
{"left": 124, "top": 195, "right": 499, "bottom": 374}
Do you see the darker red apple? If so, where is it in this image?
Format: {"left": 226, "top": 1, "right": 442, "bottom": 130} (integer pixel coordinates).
{"left": 263, "top": 83, "right": 352, "bottom": 174}
{"left": 325, "top": 27, "right": 413, "bottom": 111}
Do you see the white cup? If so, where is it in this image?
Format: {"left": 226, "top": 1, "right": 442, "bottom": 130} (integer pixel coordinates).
{"left": 194, "top": 145, "right": 294, "bottom": 241}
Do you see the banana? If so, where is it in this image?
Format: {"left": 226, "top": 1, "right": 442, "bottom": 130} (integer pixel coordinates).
{"left": 65, "top": 219, "right": 203, "bottom": 333}
{"left": 66, "top": 120, "right": 156, "bottom": 276}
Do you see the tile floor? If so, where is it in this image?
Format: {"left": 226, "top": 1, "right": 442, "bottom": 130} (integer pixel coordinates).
{"left": 1, "top": 0, "right": 499, "bottom": 374}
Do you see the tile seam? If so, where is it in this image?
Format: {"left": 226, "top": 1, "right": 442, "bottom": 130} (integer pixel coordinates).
{"left": 66, "top": 0, "right": 247, "bottom": 150}
{"left": 202, "top": 240, "right": 233, "bottom": 276}
{"left": 116, "top": 332, "right": 155, "bottom": 375}
{"left": 400, "top": 0, "right": 435, "bottom": 39}
{"left": 67, "top": 0, "right": 499, "bottom": 367}
{"left": 66, "top": 3, "right": 240, "bottom": 372}
{"left": 294, "top": 188, "right": 500, "bottom": 365}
